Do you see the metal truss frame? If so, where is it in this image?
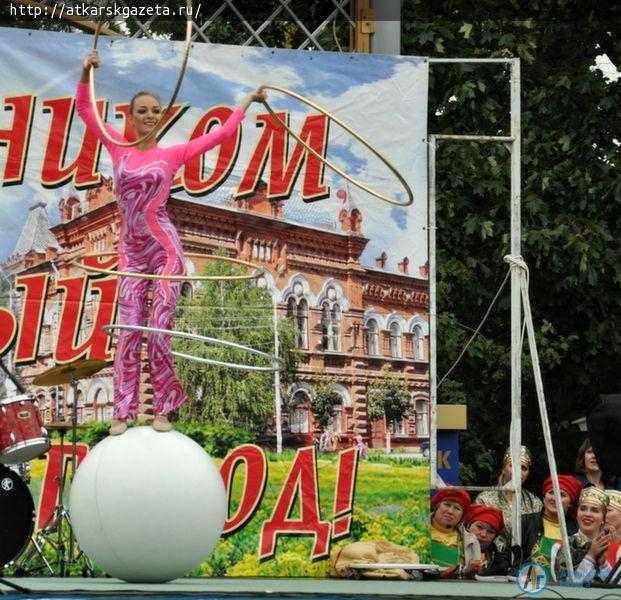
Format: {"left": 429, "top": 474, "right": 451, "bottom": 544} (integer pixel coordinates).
{"left": 11, "top": 0, "right": 356, "bottom": 50}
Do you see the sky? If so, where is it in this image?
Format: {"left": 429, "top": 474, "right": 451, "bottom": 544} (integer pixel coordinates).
{"left": 0, "top": 27, "right": 429, "bottom": 275}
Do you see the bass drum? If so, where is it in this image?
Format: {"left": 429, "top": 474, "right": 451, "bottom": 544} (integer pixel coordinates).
{"left": 0, "top": 464, "right": 35, "bottom": 566}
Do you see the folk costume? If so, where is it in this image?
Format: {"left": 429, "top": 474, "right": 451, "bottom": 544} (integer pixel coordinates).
{"left": 475, "top": 446, "right": 542, "bottom": 541}
{"left": 552, "top": 487, "right": 621, "bottom": 584}
{"left": 522, "top": 475, "right": 583, "bottom": 580}
{"left": 464, "top": 504, "right": 511, "bottom": 576}
{"left": 430, "top": 489, "right": 480, "bottom": 578}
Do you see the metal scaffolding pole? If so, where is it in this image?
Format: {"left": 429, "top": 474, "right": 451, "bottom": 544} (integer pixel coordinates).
{"left": 428, "top": 135, "right": 439, "bottom": 487}
{"left": 273, "top": 298, "right": 283, "bottom": 454}
{"left": 427, "top": 58, "right": 576, "bottom": 579}
{"left": 428, "top": 58, "right": 523, "bottom": 527}
{"left": 508, "top": 57, "right": 523, "bottom": 547}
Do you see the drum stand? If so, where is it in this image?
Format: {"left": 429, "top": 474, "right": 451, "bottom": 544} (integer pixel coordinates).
{"left": 14, "top": 376, "right": 93, "bottom": 577}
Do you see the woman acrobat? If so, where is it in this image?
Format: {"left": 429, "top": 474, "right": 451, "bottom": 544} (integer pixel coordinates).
{"left": 78, "top": 50, "right": 266, "bottom": 436}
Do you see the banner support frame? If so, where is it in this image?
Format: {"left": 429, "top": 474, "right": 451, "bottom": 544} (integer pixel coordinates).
{"left": 427, "top": 56, "right": 523, "bottom": 536}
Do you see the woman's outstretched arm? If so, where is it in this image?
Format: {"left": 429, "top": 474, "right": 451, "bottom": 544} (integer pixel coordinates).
{"left": 167, "top": 88, "right": 267, "bottom": 168}
{"left": 76, "top": 50, "right": 127, "bottom": 150}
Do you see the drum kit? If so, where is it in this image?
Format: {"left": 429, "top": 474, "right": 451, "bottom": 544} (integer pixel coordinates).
{"left": 0, "top": 357, "right": 109, "bottom": 577}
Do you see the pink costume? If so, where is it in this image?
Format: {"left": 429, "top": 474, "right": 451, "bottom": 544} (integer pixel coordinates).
{"left": 76, "top": 82, "right": 244, "bottom": 419}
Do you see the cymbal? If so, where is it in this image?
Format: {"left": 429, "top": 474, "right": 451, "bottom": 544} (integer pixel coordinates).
{"left": 45, "top": 421, "right": 91, "bottom": 431}
{"left": 33, "top": 359, "right": 110, "bottom": 386}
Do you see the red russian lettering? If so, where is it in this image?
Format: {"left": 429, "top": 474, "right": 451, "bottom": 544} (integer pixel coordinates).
{"left": 0, "top": 94, "right": 36, "bottom": 185}
{"left": 236, "top": 111, "right": 329, "bottom": 202}
{"left": 14, "top": 274, "right": 50, "bottom": 364}
{"left": 37, "top": 444, "right": 88, "bottom": 529}
{"left": 54, "top": 272, "right": 118, "bottom": 363}
{"left": 41, "top": 96, "right": 105, "bottom": 188}
{"left": 260, "top": 446, "right": 331, "bottom": 560}
{"left": 173, "top": 106, "right": 241, "bottom": 195}
{"left": 220, "top": 444, "right": 268, "bottom": 536}
{"left": 0, "top": 307, "right": 17, "bottom": 357}
{"left": 332, "top": 447, "right": 359, "bottom": 539}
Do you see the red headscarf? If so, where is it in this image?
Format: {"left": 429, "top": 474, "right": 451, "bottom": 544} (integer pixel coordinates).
{"left": 542, "top": 475, "right": 583, "bottom": 504}
{"left": 464, "top": 504, "right": 504, "bottom": 534}
{"left": 431, "top": 488, "right": 472, "bottom": 513}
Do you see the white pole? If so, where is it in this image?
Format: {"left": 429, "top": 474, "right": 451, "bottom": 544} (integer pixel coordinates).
{"left": 50, "top": 260, "right": 61, "bottom": 421}
{"left": 370, "top": 0, "right": 400, "bottom": 55}
{"left": 428, "top": 135, "right": 439, "bottom": 487}
{"left": 516, "top": 264, "right": 575, "bottom": 581}
{"left": 273, "top": 298, "right": 283, "bottom": 454}
{"left": 509, "top": 57, "right": 523, "bottom": 546}
{"left": 0, "top": 267, "right": 17, "bottom": 395}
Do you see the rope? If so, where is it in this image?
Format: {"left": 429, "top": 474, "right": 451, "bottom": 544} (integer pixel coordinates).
{"left": 505, "top": 254, "right": 577, "bottom": 583}
{"left": 437, "top": 266, "right": 511, "bottom": 387}
{"left": 437, "top": 254, "right": 533, "bottom": 388}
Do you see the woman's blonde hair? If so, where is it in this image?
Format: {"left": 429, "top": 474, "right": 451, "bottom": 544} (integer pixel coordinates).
{"left": 129, "top": 91, "right": 162, "bottom": 113}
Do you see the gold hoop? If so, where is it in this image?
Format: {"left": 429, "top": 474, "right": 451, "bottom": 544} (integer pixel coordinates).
{"left": 88, "top": 0, "right": 193, "bottom": 148}
{"left": 259, "top": 85, "right": 413, "bottom": 207}
{"left": 74, "top": 251, "right": 262, "bottom": 281}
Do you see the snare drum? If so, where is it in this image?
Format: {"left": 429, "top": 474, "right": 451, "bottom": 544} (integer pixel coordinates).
{"left": 0, "top": 394, "right": 50, "bottom": 465}
{"left": 0, "top": 464, "right": 35, "bottom": 566}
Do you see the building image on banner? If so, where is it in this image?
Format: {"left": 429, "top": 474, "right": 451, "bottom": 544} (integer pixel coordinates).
{"left": 0, "top": 27, "right": 430, "bottom": 576}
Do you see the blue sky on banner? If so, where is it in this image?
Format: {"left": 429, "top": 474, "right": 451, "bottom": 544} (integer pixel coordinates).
{"left": 0, "top": 27, "right": 428, "bottom": 274}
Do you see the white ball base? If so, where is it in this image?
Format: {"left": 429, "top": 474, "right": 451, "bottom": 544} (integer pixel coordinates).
{"left": 69, "top": 427, "right": 226, "bottom": 583}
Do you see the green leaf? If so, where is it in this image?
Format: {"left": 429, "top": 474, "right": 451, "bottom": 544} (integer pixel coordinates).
{"left": 480, "top": 220, "right": 494, "bottom": 239}
{"left": 459, "top": 23, "right": 473, "bottom": 39}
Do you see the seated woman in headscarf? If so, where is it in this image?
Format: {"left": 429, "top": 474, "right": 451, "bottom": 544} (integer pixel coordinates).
{"left": 552, "top": 487, "right": 621, "bottom": 584}
{"left": 521, "top": 475, "right": 582, "bottom": 580}
{"left": 476, "top": 445, "right": 542, "bottom": 543}
{"left": 430, "top": 489, "right": 481, "bottom": 578}
{"left": 606, "top": 490, "right": 621, "bottom": 543}
{"left": 464, "top": 504, "right": 511, "bottom": 576}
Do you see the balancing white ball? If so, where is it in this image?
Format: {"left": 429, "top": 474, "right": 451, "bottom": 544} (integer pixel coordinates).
{"left": 69, "top": 427, "right": 226, "bottom": 583}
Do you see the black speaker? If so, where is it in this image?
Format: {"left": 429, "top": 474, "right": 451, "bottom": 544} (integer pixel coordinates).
{"left": 586, "top": 394, "right": 621, "bottom": 475}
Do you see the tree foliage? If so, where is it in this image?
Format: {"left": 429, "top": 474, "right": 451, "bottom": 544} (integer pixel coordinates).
{"left": 401, "top": 1, "right": 621, "bottom": 485}
{"left": 367, "top": 370, "right": 412, "bottom": 426}
{"left": 174, "top": 256, "right": 300, "bottom": 430}
{"left": 311, "top": 378, "right": 342, "bottom": 432}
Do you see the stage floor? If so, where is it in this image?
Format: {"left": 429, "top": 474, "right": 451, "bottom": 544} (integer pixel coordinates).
{"left": 0, "top": 577, "right": 614, "bottom": 599}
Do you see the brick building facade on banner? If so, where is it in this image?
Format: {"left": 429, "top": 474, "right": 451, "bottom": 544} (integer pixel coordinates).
{"left": 3, "top": 180, "right": 429, "bottom": 450}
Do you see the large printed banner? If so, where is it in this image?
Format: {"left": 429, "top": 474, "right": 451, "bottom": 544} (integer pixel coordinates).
{"left": 0, "top": 26, "right": 430, "bottom": 576}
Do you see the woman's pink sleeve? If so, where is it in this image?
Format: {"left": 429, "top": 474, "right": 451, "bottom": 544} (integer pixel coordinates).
{"left": 75, "top": 81, "right": 126, "bottom": 154}
{"left": 167, "top": 109, "right": 245, "bottom": 168}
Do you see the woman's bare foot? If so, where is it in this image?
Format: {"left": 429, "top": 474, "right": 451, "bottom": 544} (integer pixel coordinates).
{"left": 152, "top": 415, "right": 172, "bottom": 432}
{"left": 109, "top": 419, "right": 128, "bottom": 436}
